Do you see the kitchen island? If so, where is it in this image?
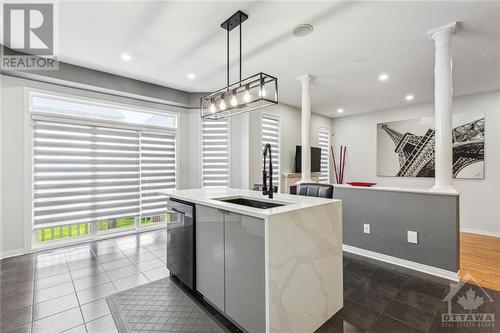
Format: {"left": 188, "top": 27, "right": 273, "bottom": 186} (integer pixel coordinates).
{"left": 160, "top": 188, "right": 343, "bottom": 333}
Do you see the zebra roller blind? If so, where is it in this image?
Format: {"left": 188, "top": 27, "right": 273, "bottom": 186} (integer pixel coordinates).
{"left": 32, "top": 119, "right": 175, "bottom": 227}
{"left": 140, "top": 132, "right": 176, "bottom": 217}
{"left": 262, "top": 114, "right": 280, "bottom": 186}
{"left": 318, "top": 126, "right": 330, "bottom": 183}
{"left": 202, "top": 118, "right": 230, "bottom": 188}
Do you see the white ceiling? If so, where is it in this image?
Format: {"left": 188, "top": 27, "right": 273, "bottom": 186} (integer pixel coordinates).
{"left": 54, "top": 1, "right": 500, "bottom": 117}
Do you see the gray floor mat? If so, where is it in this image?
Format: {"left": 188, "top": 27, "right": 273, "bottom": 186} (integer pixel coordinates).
{"left": 107, "top": 278, "right": 227, "bottom": 333}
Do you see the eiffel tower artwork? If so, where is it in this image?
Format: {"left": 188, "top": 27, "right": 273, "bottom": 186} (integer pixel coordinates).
{"left": 377, "top": 116, "right": 485, "bottom": 178}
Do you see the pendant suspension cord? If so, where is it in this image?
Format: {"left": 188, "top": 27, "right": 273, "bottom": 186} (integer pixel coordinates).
{"left": 239, "top": 19, "right": 242, "bottom": 85}
{"left": 226, "top": 28, "right": 230, "bottom": 92}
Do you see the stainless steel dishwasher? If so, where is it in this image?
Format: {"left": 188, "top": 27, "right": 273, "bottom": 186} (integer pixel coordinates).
{"left": 166, "top": 198, "right": 195, "bottom": 290}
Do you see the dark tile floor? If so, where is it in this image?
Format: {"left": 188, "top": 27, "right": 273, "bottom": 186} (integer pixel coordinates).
{"left": 1, "top": 229, "right": 498, "bottom": 333}
{"left": 316, "top": 253, "right": 500, "bottom": 333}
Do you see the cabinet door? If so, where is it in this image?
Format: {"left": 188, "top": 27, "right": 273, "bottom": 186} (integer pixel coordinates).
{"left": 196, "top": 205, "right": 225, "bottom": 311}
{"left": 224, "top": 212, "right": 265, "bottom": 333}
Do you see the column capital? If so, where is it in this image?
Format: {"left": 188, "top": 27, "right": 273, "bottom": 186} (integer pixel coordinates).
{"left": 428, "top": 22, "right": 458, "bottom": 40}
{"left": 296, "top": 74, "right": 316, "bottom": 83}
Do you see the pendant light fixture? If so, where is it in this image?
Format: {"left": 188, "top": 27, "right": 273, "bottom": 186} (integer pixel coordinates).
{"left": 200, "top": 11, "right": 278, "bottom": 119}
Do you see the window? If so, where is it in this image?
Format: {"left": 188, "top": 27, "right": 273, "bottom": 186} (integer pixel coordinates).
{"left": 202, "top": 118, "right": 230, "bottom": 188}
{"left": 262, "top": 114, "right": 280, "bottom": 188}
{"left": 318, "top": 126, "right": 330, "bottom": 183}
{"left": 31, "top": 93, "right": 177, "bottom": 128}
{"left": 30, "top": 91, "right": 177, "bottom": 243}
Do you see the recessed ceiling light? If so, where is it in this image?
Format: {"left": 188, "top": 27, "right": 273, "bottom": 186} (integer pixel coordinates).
{"left": 187, "top": 73, "right": 196, "bottom": 80}
{"left": 378, "top": 73, "right": 389, "bottom": 82}
{"left": 337, "top": 108, "right": 344, "bottom": 113}
{"left": 292, "top": 24, "right": 314, "bottom": 37}
{"left": 121, "top": 53, "right": 132, "bottom": 61}
{"left": 405, "top": 94, "right": 415, "bottom": 101}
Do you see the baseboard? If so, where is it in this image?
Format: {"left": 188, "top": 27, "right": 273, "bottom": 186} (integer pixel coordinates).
{"left": 0, "top": 248, "right": 27, "bottom": 260}
{"left": 343, "top": 244, "right": 459, "bottom": 281}
{"left": 460, "top": 227, "right": 500, "bottom": 238}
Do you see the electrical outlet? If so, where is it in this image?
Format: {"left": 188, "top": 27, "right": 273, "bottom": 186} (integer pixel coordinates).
{"left": 363, "top": 224, "right": 370, "bottom": 234}
{"left": 407, "top": 230, "right": 418, "bottom": 244}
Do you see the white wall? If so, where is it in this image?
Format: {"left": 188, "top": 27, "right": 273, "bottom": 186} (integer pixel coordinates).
{"left": 0, "top": 75, "right": 196, "bottom": 257}
{"left": 180, "top": 108, "right": 202, "bottom": 189}
{"left": 0, "top": 76, "right": 4, "bottom": 255}
{"left": 1, "top": 76, "right": 28, "bottom": 257}
{"left": 230, "top": 113, "right": 250, "bottom": 189}
{"left": 332, "top": 91, "right": 500, "bottom": 236}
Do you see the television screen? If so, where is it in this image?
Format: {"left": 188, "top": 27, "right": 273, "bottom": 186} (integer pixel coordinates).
{"left": 295, "top": 146, "right": 322, "bottom": 173}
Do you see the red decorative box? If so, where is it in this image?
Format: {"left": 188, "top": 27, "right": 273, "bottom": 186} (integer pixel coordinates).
{"left": 347, "top": 182, "right": 377, "bottom": 187}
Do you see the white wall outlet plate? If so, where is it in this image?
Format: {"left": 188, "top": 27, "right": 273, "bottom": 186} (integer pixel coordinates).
{"left": 407, "top": 230, "right": 418, "bottom": 244}
{"left": 363, "top": 224, "right": 370, "bottom": 234}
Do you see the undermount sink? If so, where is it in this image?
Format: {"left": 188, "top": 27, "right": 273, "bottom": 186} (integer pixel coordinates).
{"left": 216, "top": 197, "right": 287, "bottom": 209}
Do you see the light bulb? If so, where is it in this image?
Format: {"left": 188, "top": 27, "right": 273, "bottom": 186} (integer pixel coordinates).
{"left": 209, "top": 102, "right": 216, "bottom": 113}
{"left": 259, "top": 86, "right": 266, "bottom": 98}
{"left": 230, "top": 94, "right": 238, "bottom": 107}
{"left": 219, "top": 99, "right": 226, "bottom": 110}
{"left": 243, "top": 89, "right": 251, "bottom": 103}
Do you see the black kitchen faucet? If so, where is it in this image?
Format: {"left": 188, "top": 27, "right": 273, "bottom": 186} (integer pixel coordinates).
{"left": 262, "top": 143, "right": 273, "bottom": 199}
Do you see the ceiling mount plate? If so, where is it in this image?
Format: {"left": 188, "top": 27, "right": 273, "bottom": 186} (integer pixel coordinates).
{"left": 221, "top": 10, "right": 248, "bottom": 31}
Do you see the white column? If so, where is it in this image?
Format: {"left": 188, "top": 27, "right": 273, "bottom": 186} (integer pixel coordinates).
{"left": 428, "top": 22, "right": 458, "bottom": 193}
{"left": 297, "top": 74, "right": 315, "bottom": 183}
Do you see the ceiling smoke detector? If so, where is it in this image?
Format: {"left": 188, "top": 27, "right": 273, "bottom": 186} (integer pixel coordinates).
{"left": 292, "top": 24, "right": 313, "bottom": 37}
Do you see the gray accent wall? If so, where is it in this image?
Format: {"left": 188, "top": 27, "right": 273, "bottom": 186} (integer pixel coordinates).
{"left": 335, "top": 187, "right": 459, "bottom": 272}
{"left": 1, "top": 45, "right": 195, "bottom": 108}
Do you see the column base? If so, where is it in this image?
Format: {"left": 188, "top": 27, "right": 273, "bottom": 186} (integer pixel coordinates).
{"left": 430, "top": 184, "right": 458, "bottom": 194}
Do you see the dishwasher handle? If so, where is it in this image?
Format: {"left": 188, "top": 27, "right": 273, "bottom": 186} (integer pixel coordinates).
{"left": 166, "top": 202, "right": 193, "bottom": 218}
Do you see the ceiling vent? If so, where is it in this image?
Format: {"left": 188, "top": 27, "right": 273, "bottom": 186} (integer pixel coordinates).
{"left": 292, "top": 24, "right": 313, "bottom": 37}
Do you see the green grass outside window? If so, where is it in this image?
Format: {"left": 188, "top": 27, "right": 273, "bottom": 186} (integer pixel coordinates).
{"left": 37, "top": 214, "right": 167, "bottom": 242}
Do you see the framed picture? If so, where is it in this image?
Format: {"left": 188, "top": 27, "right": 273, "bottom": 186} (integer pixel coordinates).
{"left": 377, "top": 112, "right": 485, "bottom": 179}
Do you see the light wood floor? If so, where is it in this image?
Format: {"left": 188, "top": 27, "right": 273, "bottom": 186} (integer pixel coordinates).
{"left": 460, "top": 232, "right": 500, "bottom": 291}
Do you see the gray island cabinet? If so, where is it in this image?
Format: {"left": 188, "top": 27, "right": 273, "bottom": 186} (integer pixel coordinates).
{"left": 161, "top": 188, "right": 343, "bottom": 333}
{"left": 196, "top": 205, "right": 265, "bottom": 333}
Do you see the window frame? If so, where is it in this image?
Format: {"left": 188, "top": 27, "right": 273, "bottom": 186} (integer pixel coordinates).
{"left": 200, "top": 117, "right": 231, "bottom": 188}
{"left": 28, "top": 89, "right": 179, "bottom": 132}
{"left": 25, "top": 88, "right": 180, "bottom": 249}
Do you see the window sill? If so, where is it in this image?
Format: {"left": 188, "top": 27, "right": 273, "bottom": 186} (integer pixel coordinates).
{"left": 31, "top": 224, "right": 167, "bottom": 253}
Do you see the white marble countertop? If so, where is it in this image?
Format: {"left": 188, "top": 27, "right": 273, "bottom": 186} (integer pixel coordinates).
{"left": 334, "top": 184, "right": 459, "bottom": 196}
{"left": 158, "top": 188, "right": 339, "bottom": 219}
